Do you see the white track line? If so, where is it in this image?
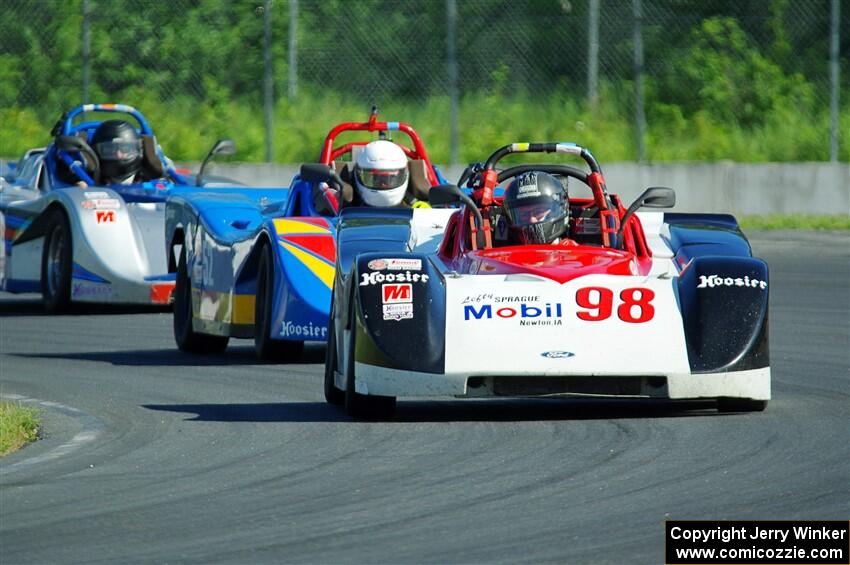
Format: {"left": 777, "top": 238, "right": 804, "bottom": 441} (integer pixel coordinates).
{"left": 1, "top": 394, "right": 104, "bottom": 474}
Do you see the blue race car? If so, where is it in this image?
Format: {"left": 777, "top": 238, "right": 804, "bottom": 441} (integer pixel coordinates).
{"left": 0, "top": 103, "right": 232, "bottom": 311}
{"left": 165, "top": 110, "right": 448, "bottom": 359}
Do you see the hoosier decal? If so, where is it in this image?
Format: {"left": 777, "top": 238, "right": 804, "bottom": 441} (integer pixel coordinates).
{"left": 360, "top": 271, "right": 428, "bottom": 286}
{"left": 697, "top": 274, "right": 767, "bottom": 289}
{"left": 383, "top": 303, "right": 413, "bottom": 321}
{"left": 281, "top": 321, "right": 328, "bottom": 339}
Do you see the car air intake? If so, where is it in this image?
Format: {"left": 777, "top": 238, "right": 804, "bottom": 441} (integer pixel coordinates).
{"left": 491, "top": 376, "right": 660, "bottom": 397}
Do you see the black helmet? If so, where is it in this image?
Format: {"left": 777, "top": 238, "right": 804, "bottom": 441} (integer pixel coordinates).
{"left": 91, "top": 120, "right": 142, "bottom": 182}
{"left": 503, "top": 171, "right": 570, "bottom": 244}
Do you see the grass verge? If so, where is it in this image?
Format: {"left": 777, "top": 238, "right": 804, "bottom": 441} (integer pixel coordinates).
{"left": 0, "top": 401, "right": 40, "bottom": 457}
{"left": 739, "top": 215, "right": 850, "bottom": 231}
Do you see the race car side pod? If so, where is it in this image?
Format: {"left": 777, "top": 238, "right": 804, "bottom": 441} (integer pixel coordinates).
{"left": 677, "top": 256, "right": 770, "bottom": 373}
{"left": 351, "top": 251, "right": 446, "bottom": 375}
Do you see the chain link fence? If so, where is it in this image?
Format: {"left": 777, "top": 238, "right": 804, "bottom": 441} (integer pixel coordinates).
{"left": 0, "top": 0, "right": 846, "bottom": 163}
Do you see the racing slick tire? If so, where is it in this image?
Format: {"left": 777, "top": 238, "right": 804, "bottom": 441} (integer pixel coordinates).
{"left": 323, "top": 296, "right": 345, "bottom": 406}
{"left": 254, "top": 241, "right": 304, "bottom": 362}
{"left": 41, "top": 208, "right": 73, "bottom": 313}
{"left": 717, "top": 398, "right": 768, "bottom": 413}
{"left": 344, "top": 293, "right": 396, "bottom": 419}
{"left": 174, "top": 248, "right": 229, "bottom": 354}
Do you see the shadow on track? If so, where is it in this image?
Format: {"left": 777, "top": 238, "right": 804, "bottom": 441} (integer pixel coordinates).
{"left": 0, "top": 296, "right": 170, "bottom": 317}
{"left": 143, "top": 397, "right": 725, "bottom": 423}
{"left": 10, "top": 343, "right": 326, "bottom": 366}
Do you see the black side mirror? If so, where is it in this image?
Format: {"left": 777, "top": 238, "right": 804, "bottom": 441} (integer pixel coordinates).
{"left": 197, "top": 139, "right": 236, "bottom": 186}
{"left": 429, "top": 183, "right": 484, "bottom": 230}
{"left": 616, "top": 186, "right": 676, "bottom": 247}
{"left": 299, "top": 163, "right": 344, "bottom": 191}
{"left": 429, "top": 183, "right": 464, "bottom": 207}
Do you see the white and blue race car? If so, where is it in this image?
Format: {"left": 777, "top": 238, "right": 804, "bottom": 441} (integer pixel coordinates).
{"left": 1, "top": 103, "right": 235, "bottom": 311}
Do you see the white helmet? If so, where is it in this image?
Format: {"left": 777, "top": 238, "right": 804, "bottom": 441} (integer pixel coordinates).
{"left": 354, "top": 140, "right": 408, "bottom": 207}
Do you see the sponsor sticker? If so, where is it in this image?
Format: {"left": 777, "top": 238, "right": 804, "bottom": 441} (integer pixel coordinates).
{"left": 368, "top": 258, "right": 422, "bottom": 271}
{"left": 541, "top": 351, "right": 575, "bottom": 359}
{"left": 84, "top": 191, "right": 110, "bottom": 199}
{"left": 463, "top": 287, "right": 656, "bottom": 325}
{"left": 82, "top": 198, "right": 121, "bottom": 210}
{"left": 462, "top": 293, "right": 538, "bottom": 304}
{"left": 360, "top": 271, "right": 429, "bottom": 286}
{"left": 697, "top": 274, "right": 767, "bottom": 290}
{"left": 382, "top": 283, "right": 412, "bottom": 304}
{"left": 280, "top": 321, "right": 328, "bottom": 339}
{"left": 72, "top": 281, "right": 112, "bottom": 298}
{"left": 573, "top": 217, "right": 601, "bottom": 235}
{"left": 95, "top": 210, "right": 115, "bottom": 224}
{"left": 517, "top": 173, "right": 541, "bottom": 199}
{"left": 383, "top": 303, "right": 413, "bottom": 321}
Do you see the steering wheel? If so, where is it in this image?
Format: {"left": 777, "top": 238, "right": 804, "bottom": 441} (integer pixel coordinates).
{"left": 55, "top": 135, "right": 100, "bottom": 184}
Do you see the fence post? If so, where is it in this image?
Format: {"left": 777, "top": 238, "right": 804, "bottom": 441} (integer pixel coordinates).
{"left": 587, "top": 0, "right": 599, "bottom": 109}
{"left": 288, "top": 0, "right": 298, "bottom": 100}
{"left": 446, "top": 0, "right": 459, "bottom": 166}
{"left": 82, "top": 0, "right": 90, "bottom": 104}
{"left": 829, "top": 0, "right": 840, "bottom": 162}
{"left": 263, "top": 0, "right": 273, "bottom": 162}
{"left": 632, "top": 0, "right": 646, "bottom": 163}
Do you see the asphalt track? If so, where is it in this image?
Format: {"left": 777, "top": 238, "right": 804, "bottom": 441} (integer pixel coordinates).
{"left": 1, "top": 231, "right": 848, "bottom": 564}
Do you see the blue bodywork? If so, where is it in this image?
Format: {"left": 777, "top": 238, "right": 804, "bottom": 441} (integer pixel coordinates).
{"left": 166, "top": 176, "right": 338, "bottom": 343}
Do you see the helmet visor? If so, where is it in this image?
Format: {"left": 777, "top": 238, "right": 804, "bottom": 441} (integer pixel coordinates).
{"left": 96, "top": 140, "right": 142, "bottom": 161}
{"left": 506, "top": 197, "right": 566, "bottom": 226}
{"left": 356, "top": 167, "right": 408, "bottom": 191}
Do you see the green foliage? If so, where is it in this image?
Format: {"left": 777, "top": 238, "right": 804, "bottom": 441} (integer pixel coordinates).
{"left": 0, "top": 0, "right": 846, "bottom": 163}
{"left": 739, "top": 215, "right": 850, "bottom": 230}
{"left": 0, "top": 402, "right": 39, "bottom": 457}
{"left": 657, "top": 17, "right": 816, "bottom": 128}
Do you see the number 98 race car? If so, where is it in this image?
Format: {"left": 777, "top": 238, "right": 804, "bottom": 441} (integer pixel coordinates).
{"left": 325, "top": 142, "right": 770, "bottom": 418}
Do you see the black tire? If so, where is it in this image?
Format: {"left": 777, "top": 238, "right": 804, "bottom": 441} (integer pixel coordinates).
{"left": 344, "top": 293, "right": 396, "bottom": 419}
{"left": 41, "top": 208, "right": 72, "bottom": 313}
{"left": 717, "top": 398, "right": 768, "bottom": 413}
{"left": 173, "top": 247, "right": 229, "bottom": 353}
{"left": 255, "top": 242, "right": 303, "bottom": 361}
{"left": 324, "top": 297, "right": 345, "bottom": 406}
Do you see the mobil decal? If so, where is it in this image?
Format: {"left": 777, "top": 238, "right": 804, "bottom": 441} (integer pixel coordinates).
{"left": 95, "top": 210, "right": 115, "bottom": 224}
{"left": 462, "top": 286, "right": 656, "bottom": 324}
{"left": 382, "top": 283, "right": 412, "bottom": 304}
{"left": 463, "top": 302, "right": 565, "bottom": 326}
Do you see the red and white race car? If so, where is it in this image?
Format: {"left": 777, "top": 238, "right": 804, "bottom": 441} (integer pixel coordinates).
{"left": 325, "top": 142, "right": 770, "bottom": 418}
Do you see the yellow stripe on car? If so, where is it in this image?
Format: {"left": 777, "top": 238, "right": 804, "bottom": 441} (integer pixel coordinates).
{"left": 273, "top": 218, "right": 330, "bottom": 235}
{"left": 279, "top": 241, "right": 334, "bottom": 289}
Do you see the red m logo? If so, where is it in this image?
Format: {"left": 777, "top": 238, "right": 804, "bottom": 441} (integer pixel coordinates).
{"left": 96, "top": 211, "right": 115, "bottom": 224}
{"left": 382, "top": 283, "right": 412, "bottom": 303}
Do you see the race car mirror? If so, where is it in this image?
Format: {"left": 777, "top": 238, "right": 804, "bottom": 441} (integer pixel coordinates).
{"left": 299, "top": 163, "right": 344, "bottom": 192}
{"left": 616, "top": 186, "right": 676, "bottom": 248}
{"left": 197, "top": 138, "right": 236, "bottom": 186}
{"left": 430, "top": 183, "right": 484, "bottom": 229}
{"left": 428, "top": 183, "right": 463, "bottom": 206}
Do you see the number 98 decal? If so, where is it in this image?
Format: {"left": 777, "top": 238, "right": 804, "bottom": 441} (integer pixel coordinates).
{"left": 575, "top": 287, "right": 655, "bottom": 323}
